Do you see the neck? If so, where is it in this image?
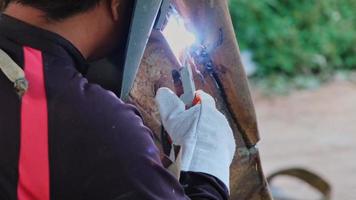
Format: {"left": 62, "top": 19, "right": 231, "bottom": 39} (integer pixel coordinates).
{"left": 4, "top": 4, "right": 97, "bottom": 58}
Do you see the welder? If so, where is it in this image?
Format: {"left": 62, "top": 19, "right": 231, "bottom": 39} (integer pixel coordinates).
{"left": 0, "top": 0, "right": 236, "bottom": 199}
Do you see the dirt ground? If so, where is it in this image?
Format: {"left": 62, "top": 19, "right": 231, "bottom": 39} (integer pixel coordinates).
{"left": 252, "top": 80, "right": 356, "bottom": 200}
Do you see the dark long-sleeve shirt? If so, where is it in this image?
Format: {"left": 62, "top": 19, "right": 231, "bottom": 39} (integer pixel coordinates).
{"left": 0, "top": 14, "right": 228, "bottom": 200}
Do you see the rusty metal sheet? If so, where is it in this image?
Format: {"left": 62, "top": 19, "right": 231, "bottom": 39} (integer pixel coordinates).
{"left": 129, "top": 0, "right": 271, "bottom": 199}
{"left": 174, "top": 0, "right": 260, "bottom": 147}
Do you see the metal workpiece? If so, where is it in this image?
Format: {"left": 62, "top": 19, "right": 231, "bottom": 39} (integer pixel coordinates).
{"left": 128, "top": 0, "right": 271, "bottom": 199}
{"left": 176, "top": 1, "right": 260, "bottom": 147}
{"left": 179, "top": 64, "right": 196, "bottom": 107}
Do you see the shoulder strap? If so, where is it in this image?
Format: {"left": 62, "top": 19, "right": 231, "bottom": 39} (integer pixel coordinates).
{"left": 0, "top": 48, "right": 28, "bottom": 97}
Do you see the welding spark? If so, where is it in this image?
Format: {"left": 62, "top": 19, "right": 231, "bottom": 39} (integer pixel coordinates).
{"left": 162, "top": 9, "right": 197, "bottom": 65}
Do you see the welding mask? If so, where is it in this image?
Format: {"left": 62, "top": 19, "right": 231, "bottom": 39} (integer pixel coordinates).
{"left": 119, "top": 0, "right": 171, "bottom": 100}
{"left": 87, "top": 0, "right": 173, "bottom": 99}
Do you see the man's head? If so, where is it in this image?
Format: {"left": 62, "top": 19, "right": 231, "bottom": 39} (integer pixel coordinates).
{"left": 3, "top": 0, "right": 105, "bottom": 20}
{"left": 3, "top": 0, "right": 135, "bottom": 59}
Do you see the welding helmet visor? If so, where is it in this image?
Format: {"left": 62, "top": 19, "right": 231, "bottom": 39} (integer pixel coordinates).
{"left": 120, "top": 0, "right": 170, "bottom": 100}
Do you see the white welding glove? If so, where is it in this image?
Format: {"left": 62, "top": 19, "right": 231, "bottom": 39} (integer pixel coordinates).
{"left": 155, "top": 87, "right": 236, "bottom": 189}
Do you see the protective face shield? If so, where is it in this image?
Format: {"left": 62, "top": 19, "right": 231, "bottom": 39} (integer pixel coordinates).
{"left": 120, "top": 0, "right": 171, "bottom": 101}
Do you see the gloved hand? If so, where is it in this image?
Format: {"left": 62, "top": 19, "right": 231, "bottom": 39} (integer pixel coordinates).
{"left": 155, "top": 87, "right": 236, "bottom": 189}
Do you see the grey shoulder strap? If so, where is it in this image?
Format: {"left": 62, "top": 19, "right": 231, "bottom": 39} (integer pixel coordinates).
{"left": 0, "top": 49, "right": 28, "bottom": 97}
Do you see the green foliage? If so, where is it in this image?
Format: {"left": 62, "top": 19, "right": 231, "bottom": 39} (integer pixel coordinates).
{"left": 229, "top": 0, "right": 356, "bottom": 79}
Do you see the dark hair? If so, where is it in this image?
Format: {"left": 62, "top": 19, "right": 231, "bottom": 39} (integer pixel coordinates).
{"left": 1, "top": 0, "right": 102, "bottom": 20}
{"left": 1, "top": 0, "right": 7, "bottom": 11}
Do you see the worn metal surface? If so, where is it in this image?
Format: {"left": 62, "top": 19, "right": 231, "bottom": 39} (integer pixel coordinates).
{"left": 129, "top": 0, "right": 272, "bottom": 199}
{"left": 175, "top": 0, "right": 259, "bottom": 147}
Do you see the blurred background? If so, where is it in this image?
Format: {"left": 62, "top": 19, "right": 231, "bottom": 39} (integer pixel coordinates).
{"left": 229, "top": 0, "right": 356, "bottom": 199}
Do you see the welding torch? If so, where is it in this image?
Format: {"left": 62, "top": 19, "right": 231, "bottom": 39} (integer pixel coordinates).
{"left": 158, "top": 3, "right": 202, "bottom": 159}
{"left": 172, "top": 54, "right": 201, "bottom": 108}
{"left": 161, "top": 9, "right": 200, "bottom": 107}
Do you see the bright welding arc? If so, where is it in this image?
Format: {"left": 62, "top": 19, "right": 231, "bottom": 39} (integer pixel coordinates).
{"left": 162, "top": 9, "right": 197, "bottom": 66}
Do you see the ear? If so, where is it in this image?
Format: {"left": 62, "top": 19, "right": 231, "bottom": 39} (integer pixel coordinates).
{"left": 110, "top": 0, "right": 121, "bottom": 21}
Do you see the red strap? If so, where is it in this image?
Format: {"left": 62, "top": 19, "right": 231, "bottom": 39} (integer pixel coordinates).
{"left": 18, "top": 47, "right": 50, "bottom": 200}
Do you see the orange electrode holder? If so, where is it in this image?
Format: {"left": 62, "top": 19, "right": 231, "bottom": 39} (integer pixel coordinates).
{"left": 192, "top": 94, "right": 201, "bottom": 106}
